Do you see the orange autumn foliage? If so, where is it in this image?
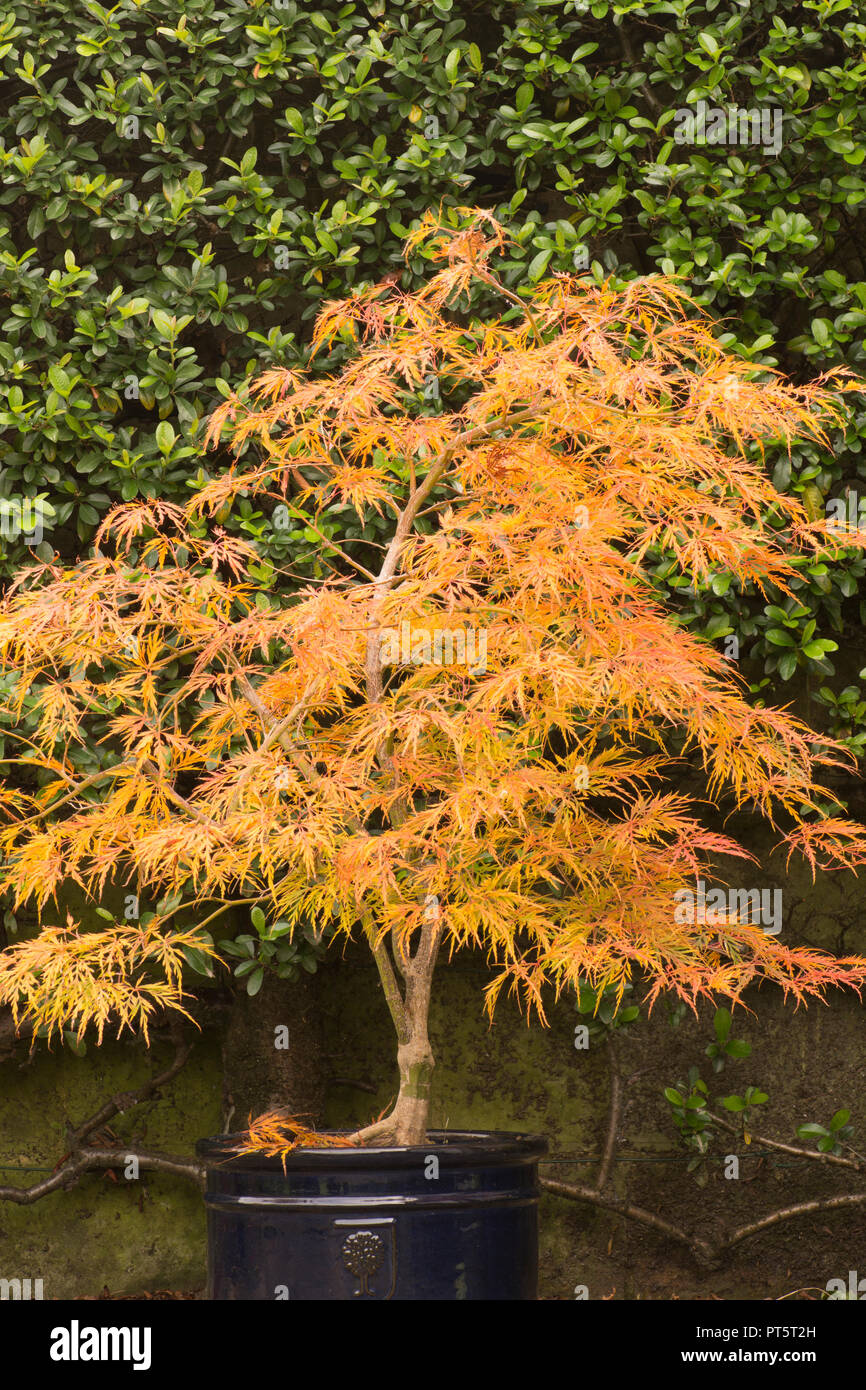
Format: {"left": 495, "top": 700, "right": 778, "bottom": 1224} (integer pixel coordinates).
{"left": 230, "top": 1112, "right": 362, "bottom": 1170}
{"left": 0, "top": 207, "right": 865, "bottom": 1140}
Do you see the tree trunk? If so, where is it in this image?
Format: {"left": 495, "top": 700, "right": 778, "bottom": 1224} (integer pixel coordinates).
{"left": 352, "top": 918, "right": 441, "bottom": 1147}
{"left": 390, "top": 1030, "right": 436, "bottom": 1144}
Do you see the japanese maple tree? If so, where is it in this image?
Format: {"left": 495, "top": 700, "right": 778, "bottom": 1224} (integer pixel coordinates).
{"left": 1, "top": 208, "right": 866, "bottom": 1148}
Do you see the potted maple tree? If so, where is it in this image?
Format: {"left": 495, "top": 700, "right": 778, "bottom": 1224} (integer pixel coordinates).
{"left": 2, "top": 208, "right": 866, "bottom": 1299}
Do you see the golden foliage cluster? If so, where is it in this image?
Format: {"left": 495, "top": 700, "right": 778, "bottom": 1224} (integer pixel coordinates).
{"left": 1, "top": 206, "right": 866, "bottom": 1045}
{"left": 228, "top": 1111, "right": 361, "bottom": 1171}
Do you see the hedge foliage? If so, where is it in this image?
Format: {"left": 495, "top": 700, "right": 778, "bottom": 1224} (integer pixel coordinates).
{"left": 1, "top": 0, "right": 866, "bottom": 750}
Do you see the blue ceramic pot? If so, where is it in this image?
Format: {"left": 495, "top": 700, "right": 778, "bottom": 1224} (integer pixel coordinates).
{"left": 197, "top": 1129, "right": 547, "bottom": 1301}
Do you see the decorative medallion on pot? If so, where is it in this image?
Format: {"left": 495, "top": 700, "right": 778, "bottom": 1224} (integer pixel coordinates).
{"left": 338, "top": 1222, "right": 393, "bottom": 1299}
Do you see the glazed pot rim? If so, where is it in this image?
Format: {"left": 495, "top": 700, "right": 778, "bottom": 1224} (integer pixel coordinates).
{"left": 197, "top": 1128, "right": 548, "bottom": 1167}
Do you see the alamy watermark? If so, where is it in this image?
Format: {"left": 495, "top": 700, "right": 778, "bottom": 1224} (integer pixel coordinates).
{"left": 673, "top": 99, "right": 783, "bottom": 157}
{"left": 378, "top": 620, "right": 487, "bottom": 675}
{"left": 0, "top": 1275, "right": 44, "bottom": 1299}
{"left": 0, "top": 497, "right": 48, "bottom": 544}
{"left": 674, "top": 878, "right": 782, "bottom": 936}
{"left": 49, "top": 1321, "right": 151, "bottom": 1370}
{"left": 826, "top": 491, "right": 866, "bottom": 535}
{"left": 826, "top": 1270, "right": 866, "bottom": 1299}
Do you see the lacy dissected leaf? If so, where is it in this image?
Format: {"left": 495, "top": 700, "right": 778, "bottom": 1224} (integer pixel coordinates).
{"left": 230, "top": 1111, "right": 361, "bottom": 1171}
{"left": 0, "top": 207, "right": 865, "bottom": 1040}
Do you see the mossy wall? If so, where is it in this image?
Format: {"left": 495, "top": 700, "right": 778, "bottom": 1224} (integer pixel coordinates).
{"left": 2, "top": 822, "right": 866, "bottom": 1301}
{"left": 323, "top": 951, "right": 866, "bottom": 1301}
{"left": 0, "top": 1035, "right": 222, "bottom": 1299}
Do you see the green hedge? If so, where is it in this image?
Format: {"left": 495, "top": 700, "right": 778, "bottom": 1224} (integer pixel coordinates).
{"left": 1, "top": 0, "right": 866, "bottom": 747}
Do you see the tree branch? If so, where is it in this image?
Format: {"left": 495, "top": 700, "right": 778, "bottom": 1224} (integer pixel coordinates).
{"left": 594, "top": 1032, "right": 622, "bottom": 1193}
{"left": 361, "top": 911, "right": 408, "bottom": 1041}
{"left": 709, "top": 1109, "right": 866, "bottom": 1175}
{"left": 0, "top": 1029, "right": 198, "bottom": 1205}
{"left": 540, "top": 1176, "right": 717, "bottom": 1265}
{"left": 363, "top": 398, "right": 545, "bottom": 704}
{"left": 69, "top": 1032, "right": 193, "bottom": 1149}
{"left": 0, "top": 1148, "right": 204, "bottom": 1204}
{"left": 541, "top": 1170, "right": 866, "bottom": 1270}
{"left": 720, "top": 1193, "right": 866, "bottom": 1255}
